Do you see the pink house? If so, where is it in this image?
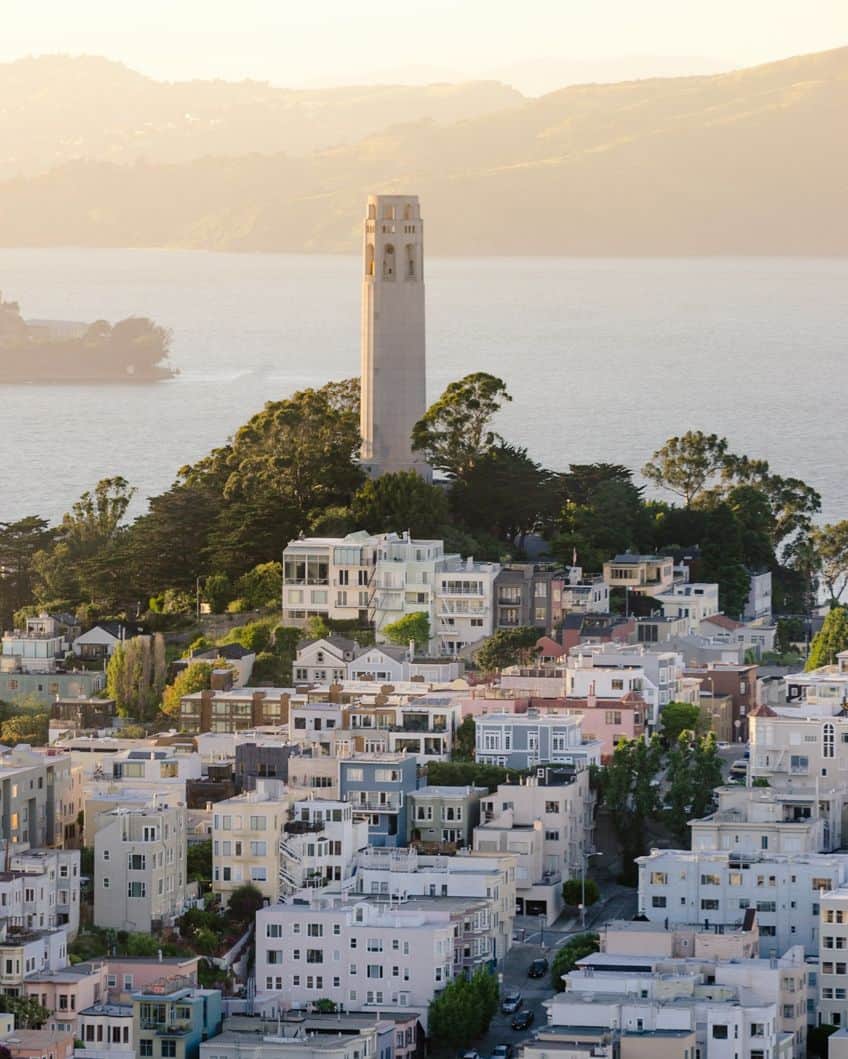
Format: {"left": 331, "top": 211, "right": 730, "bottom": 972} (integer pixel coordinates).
{"left": 456, "top": 695, "right": 530, "bottom": 719}
{"left": 527, "top": 691, "right": 648, "bottom": 759}
{"left": 25, "top": 963, "right": 108, "bottom": 1035}
{"left": 103, "top": 955, "right": 200, "bottom": 1000}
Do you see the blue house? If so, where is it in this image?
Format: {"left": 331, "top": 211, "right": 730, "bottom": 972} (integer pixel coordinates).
{"left": 339, "top": 754, "right": 418, "bottom": 847}
{"left": 133, "top": 981, "right": 222, "bottom": 1059}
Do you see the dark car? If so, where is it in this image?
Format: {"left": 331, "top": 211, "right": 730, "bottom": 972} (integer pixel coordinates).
{"left": 511, "top": 1010, "right": 535, "bottom": 1031}
{"left": 501, "top": 991, "right": 522, "bottom": 1014}
{"left": 491, "top": 1045, "right": 515, "bottom": 1059}
{"left": 527, "top": 957, "right": 549, "bottom": 978}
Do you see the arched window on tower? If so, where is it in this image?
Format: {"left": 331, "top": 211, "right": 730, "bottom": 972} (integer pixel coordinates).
{"left": 367, "top": 203, "right": 376, "bottom": 220}
{"left": 383, "top": 244, "right": 395, "bottom": 280}
{"left": 404, "top": 204, "right": 414, "bottom": 221}
{"left": 365, "top": 244, "right": 375, "bottom": 277}
{"left": 405, "top": 244, "right": 416, "bottom": 279}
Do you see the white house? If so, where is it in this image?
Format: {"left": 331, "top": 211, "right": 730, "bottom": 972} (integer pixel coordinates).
{"left": 293, "top": 637, "right": 357, "bottom": 684}
{"left": 654, "top": 582, "right": 721, "bottom": 630}
{"left": 72, "top": 623, "right": 140, "bottom": 661}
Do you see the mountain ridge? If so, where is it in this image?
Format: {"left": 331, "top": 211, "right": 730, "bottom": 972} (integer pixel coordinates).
{"left": 0, "top": 46, "right": 845, "bottom": 255}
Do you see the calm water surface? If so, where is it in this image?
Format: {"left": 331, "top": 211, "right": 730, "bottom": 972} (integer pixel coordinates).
{"left": 0, "top": 250, "right": 845, "bottom": 524}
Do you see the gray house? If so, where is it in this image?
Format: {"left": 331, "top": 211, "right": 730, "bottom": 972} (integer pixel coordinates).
{"left": 407, "top": 784, "right": 487, "bottom": 849}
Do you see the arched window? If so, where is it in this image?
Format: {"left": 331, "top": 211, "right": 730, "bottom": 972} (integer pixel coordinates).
{"left": 382, "top": 244, "right": 395, "bottom": 280}
{"left": 404, "top": 203, "right": 414, "bottom": 221}
{"left": 824, "top": 722, "right": 835, "bottom": 758}
{"left": 367, "top": 203, "right": 376, "bottom": 220}
{"left": 405, "top": 244, "right": 415, "bottom": 279}
{"left": 365, "top": 244, "right": 375, "bottom": 277}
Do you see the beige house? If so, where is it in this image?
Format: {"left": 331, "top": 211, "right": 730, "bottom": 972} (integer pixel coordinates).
{"left": 212, "top": 779, "right": 291, "bottom": 906}
{"left": 603, "top": 554, "right": 675, "bottom": 597}
{"left": 92, "top": 804, "right": 189, "bottom": 932}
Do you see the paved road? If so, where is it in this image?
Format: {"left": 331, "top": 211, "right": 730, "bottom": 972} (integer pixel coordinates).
{"left": 473, "top": 886, "right": 639, "bottom": 1057}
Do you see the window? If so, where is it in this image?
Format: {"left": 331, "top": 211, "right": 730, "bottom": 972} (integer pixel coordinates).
{"left": 652, "top": 896, "right": 667, "bottom": 908}
{"left": 128, "top": 854, "right": 145, "bottom": 871}
{"left": 251, "top": 867, "right": 268, "bottom": 882}
{"left": 139, "top": 1043, "right": 153, "bottom": 1057}
{"left": 161, "top": 1041, "right": 177, "bottom": 1058}
{"left": 701, "top": 899, "right": 719, "bottom": 911}
{"left": 128, "top": 881, "right": 146, "bottom": 898}
{"left": 701, "top": 874, "right": 721, "bottom": 886}
{"left": 249, "top": 816, "right": 267, "bottom": 831}
{"left": 650, "top": 872, "right": 668, "bottom": 885}
{"left": 307, "top": 923, "right": 323, "bottom": 938}
{"left": 712, "top": 1026, "right": 728, "bottom": 1040}
{"left": 251, "top": 841, "right": 267, "bottom": 857}
{"left": 306, "top": 950, "right": 324, "bottom": 964}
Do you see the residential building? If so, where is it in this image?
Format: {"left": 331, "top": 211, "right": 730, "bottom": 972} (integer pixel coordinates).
{"left": 98, "top": 749, "right": 202, "bottom": 802}
{"left": 179, "top": 688, "right": 292, "bottom": 735}
{"left": 567, "top": 643, "right": 689, "bottom": 725}
{"left": 212, "top": 779, "right": 290, "bottom": 906}
{"left": 200, "top": 1012, "right": 409, "bottom": 1059}
{"left": 1, "top": 1028, "right": 74, "bottom": 1059}
{"left": 493, "top": 565, "right": 562, "bottom": 634}
{"left": 282, "top": 532, "right": 379, "bottom": 626}
{"left": 554, "top": 693, "right": 649, "bottom": 759}
{"left": 552, "top": 566, "right": 610, "bottom": 622}
{"left": 406, "top": 786, "right": 485, "bottom": 850}
{"left": 1, "top": 628, "right": 65, "bottom": 673}
{"left": 744, "top": 572, "right": 773, "bottom": 622}
{"left": 359, "top": 193, "right": 429, "bottom": 480}
{"left": 819, "top": 889, "right": 848, "bottom": 1029}
{"left": 71, "top": 624, "right": 141, "bottom": 661}
{"left": 48, "top": 698, "right": 116, "bottom": 744}
{"left": 293, "top": 637, "right": 357, "bottom": 685}
{"left": 473, "top": 765, "right": 592, "bottom": 923}
{"left": 132, "top": 979, "right": 222, "bottom": 1059}
{"left": 0, "top": 922, "right": 68, "bottom": 991}
{"left": 354, "top": 847, "right": 515, "bottom": 962}
{"left": 103, "top": 956, "right": 200, "bottom": 1000}
{"left": 10, "top": 848, "right": 81, "bottom": 937}
{"left": 432, "top": 557, "right": 500, "bottom": 656}
{"left": 699, "top": 615, "right": 778, "bottom": 660}
{"left": 92, "top": 804, "right": 189, "bottom": 933}
{"left": 602, "top": 554, "right": 675, "bottom": 598}
{"left": 338, "top": 755, "right": 418, "bottom": 848}
{"left": 286, "top": 750, "right": 338, "bottom": 799}
{"left": 560, "top": 613, "right": 635, "bottom": 653}
{"left": 0, "top": 745, "right": 76, "bottom": 851}
{"left": 785, "top": 651, "right": 848, "bottom": 709}
{"left": 24, "top": 961, "right": 108, "bottom": 1036}
{"left": 637, "top": 847, "right": 848, "bottom": 955}
{"left": 685, "top": 663, "right": 758, "bottom": 741}
{"left": 279, "top": 799, "right": 368, "bottom": 897}
{"left": 654, "top": 583, "right": 720, "bottom": 629}
{"left": 174, "top": 644, "right": 256, "bottom": 688}
{"left": 255, "top": 896, "right": 460, "bottom": 1023}
{"left": 75, "top": 1001, "right": 133, "bottom": 1059}
{"left": 473, "top": 711, "right": 602, "bottom": 770}
{"left": 234, "top": 743, "right": 292, "bottom": 792}
{"left": 0, "top": 671, "right": 105, "bottom": 709}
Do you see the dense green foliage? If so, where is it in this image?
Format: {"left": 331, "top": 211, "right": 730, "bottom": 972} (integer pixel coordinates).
{"left": 474, "top": 627, "right": 540, "bottom": 672}
{"left": 427, "top": 966, "right": 499, "bottom": 1050}
{"left": 106, "top": 634, "right": 168, "bottom": 719}
{"left": 0, "top": 994, "right": 52, "bottom": 1029}
{"left": 383, "top": 611, "right": 430, "bottom": 651}
{"left": 549, "top": 933, "right": 599, "bottom": 991}
{"left": 663, "top": 734, "right": 724, "bottom": 842}
{"left": 162, "top": 661, "right": 213, "bottom": 717}
{"left": 562, "top": 878, "right": 600, "bottom": 908}
{"left": 187, "top": 839, "right": 213, "bottom": 884}
{"left": 659, "top": 701, "right": 704, "bottom": 744}
{"left": 350, "top": 471, "right": 450, "bottom": 537}
{"left": 426, "top": 760, "right": 526, "bottom": 791}
{"left": 595, "top": 738, "right": 663, "bottom": 885}
{"left": 452, "top": 716, "right": 476, "bottom": 761}
{"left": 806, "top": 607, "right": 848, "bottom": 670}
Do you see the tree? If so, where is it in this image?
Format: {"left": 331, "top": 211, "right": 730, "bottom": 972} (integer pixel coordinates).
{"left": 187, "top": 840, "right": 212, "bottom": 884}
{"left": 303, "top": 615, "right": 331, "bottom": 641}
{"left": 562, "top": 878, "right": 599, "bottom": 908}
{"left": 474, "top": 628, "right": 539, "bottom": 672}
{"left": 351, "top": 471, "right": 450, "bottom": 537}
{"left": 411, "top": 373, "right": 511, "bottom": 479}
{"left": 659, "top": 701, "right": 704, "bottom": 744}
{"left": 0, "top": 712, "right": 48, "bottom": 746}
{"left": 453, "top": 717, "right": 475, "bottom": 761}
{"left": 0, "top": 994, "right": 51, "bottom": 1028}
{"left": 664, "top": 733, "right": 723, "bottom": 842}
{"left": 203, "top": 573, "right": 233, "bottom": 613}
{"left": 106, "top": 634, "right": 166, "bottom": 721}
{"left": 162, "top": 661, "right": 213, "bottom": 718}
{"left": 595, "top": 738, "right": 663, "bottom": 884}
{"left": 642, "top": 432, "right": 728, "bottom": 506}
{"left": 810, "top": 522, "right": 848, "bottom": 605}
{"left": 0, "top": 517, "right": 54, "bottom": 629}
{"left": 549, "top": 933, "right": 599, "bottom": 992}
{"left": 451, "top": 443, "right": 557, "bottom": 546}
{"left": 427, "top": 967, "right": 499, "bottom": 1050}
{"left": 806, "top": 608, "right": 848, "bottom": 671}
{"left": 427, "top": 760, "right": 526, "bottom": 791}
{"left": 227, "top": 883, "right": 265, "bottom": 924}
{"left": 235, "top": 562, "right": 283, "bottom": 609}
{"left": 383, "top": 612, "right": 430, "bottom": 652}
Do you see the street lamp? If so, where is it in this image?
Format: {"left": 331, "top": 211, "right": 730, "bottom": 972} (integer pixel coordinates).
{"left": 580, "top": 850, "right": 603, "bottom": 930}
{"left": 538, "top": 911, "right": 546, "bottom": 950}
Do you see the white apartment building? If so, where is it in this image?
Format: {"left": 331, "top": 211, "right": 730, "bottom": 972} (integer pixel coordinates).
{"left": 818, "top": 889, "right": 848, "bottom": 1028}
{"left": 654, "top": 583, "right": 721, "bottom": 629}
{"left": 749, "top": 705, "right": 848, "bottom": 787}
{"left": 567, "top": 642, "right": 689, "bottom": 713}
{"left": 212, "top": 779, "right": 291, "bottom": 906}
{"left": 371, "top": 533, "right": 448, "bottom": 634}
{"left": 353, "top": 847, "right": 515, "bottom": 962}
{"left": 472, "top": 766, "right": 592, "bottom": 924}
{"left": 92, "top": 748, "right": 202, "bottom": 803}
{"left": 9, "top": 848, "right": 81, "bottom": 938}
{"left": 785, "top": 652, "right": 848, "bottom": 709}
{"left": 76, "top": 1002, "right": 134, "bottom": 1059}
{"left": 637, "top": 848, "right": 848, "bottom": 956}
{"left": 255, "top": 897, "right": 457, "bottom": 1024}
{"left": 0, "top": 922, "right": 68, "bottom": 992}
{"left": 433, "top": 557, "right": 500, "bottom": 656}
{"left": 279, "top": 799, "right": 368, "bottom": 897}
{"left": 0, "top": 745, "right": 76, "bottom": 851}
{"left": 92, "top": 804, "right": 189, "bottom": 933}
{"left": 282, "top": 532, "right": 380, "bottom": 626}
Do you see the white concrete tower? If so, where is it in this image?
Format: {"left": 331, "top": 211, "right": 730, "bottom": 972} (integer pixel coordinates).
{"left": 360, "top": 193, "right": 430, "bottom": 480}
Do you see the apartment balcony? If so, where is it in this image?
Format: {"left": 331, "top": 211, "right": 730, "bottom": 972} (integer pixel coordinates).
{"left": 347, "top": 798, "right": 402, "bottom": 813}
{"left": 284, "top": 819, "right": 325, "bottom": 835}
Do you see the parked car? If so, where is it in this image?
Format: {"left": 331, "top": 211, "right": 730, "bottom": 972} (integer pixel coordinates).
{"left": 511, "top": 1010, "right": 535, "bottom": 1031}
{"left": 461, "top": 1051, "right": 481, "bottom": 1059}
{"left": 528, "top": 957, "right": 549, "bottom": 978}
{"left": 491, "top": 1045, "right": 515, "bottom": 1059}
{"left": 501, "top": 991, "right": 522, "bottom": 1014}
{"left": 729, "top": 760, "right": 748, "bottom": 777}
{"left": 716, "top": 741, "right": 731, "bottom": 750}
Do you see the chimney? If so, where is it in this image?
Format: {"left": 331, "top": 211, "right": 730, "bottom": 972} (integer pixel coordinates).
{"left": 157, "top": 948, "right": 163, "bottom": 963}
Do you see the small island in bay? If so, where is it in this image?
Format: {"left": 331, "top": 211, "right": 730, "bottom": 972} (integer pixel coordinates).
{"left": 0, "top": 291, "right": 176, "bottom": 382}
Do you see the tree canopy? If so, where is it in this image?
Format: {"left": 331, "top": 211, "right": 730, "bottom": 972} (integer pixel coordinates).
{"left": 383, "top": 611, "right": 430, "bottom": 651}
{"left": 806, "top": 608, "right": 848, "bottom": 671}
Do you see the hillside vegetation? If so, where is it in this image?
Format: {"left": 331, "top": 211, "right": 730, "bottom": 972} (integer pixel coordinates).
{"left": 0, "top": 48, "right": 846, "bottom": 254}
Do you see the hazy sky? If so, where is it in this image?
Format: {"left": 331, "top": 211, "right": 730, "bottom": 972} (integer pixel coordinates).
{"left": 3, "top": 0, "right": 847, "bottom": 88}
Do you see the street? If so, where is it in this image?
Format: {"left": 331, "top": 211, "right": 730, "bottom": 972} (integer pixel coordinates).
{"left": 473, "top": 885, "right": 639, "bottom": 1057}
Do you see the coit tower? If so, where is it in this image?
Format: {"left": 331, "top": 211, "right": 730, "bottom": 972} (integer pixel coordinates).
{"left": 360, "top": 193, "right": 430, "bottom": 481}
